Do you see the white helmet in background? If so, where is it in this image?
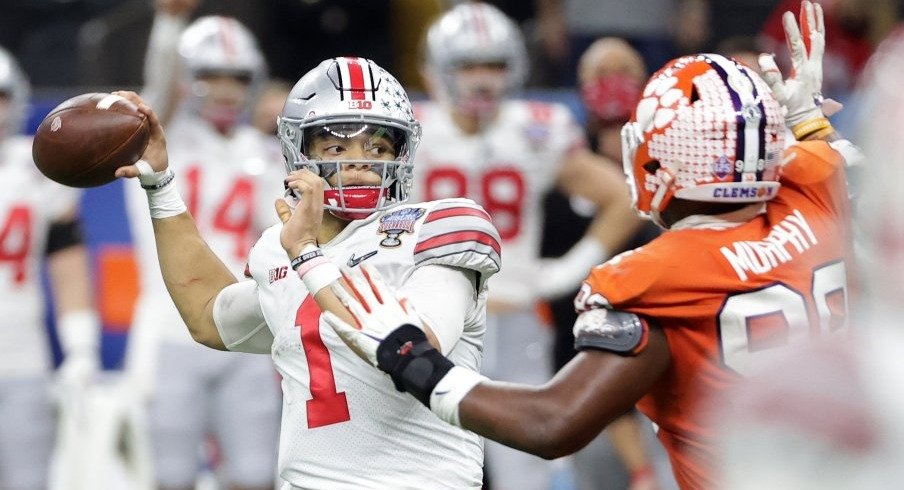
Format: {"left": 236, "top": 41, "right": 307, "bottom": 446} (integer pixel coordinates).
{"left": 178, "top": 16, "right": 267, "bottom": 130}
{"left": 424, "top": 2, "right": 527, "bottom": 118}
{"left": 0, "top": 45, "right": 30, "bottom": 140}
{"left": 278, "top": 57, "right": 421, "bottom": 221}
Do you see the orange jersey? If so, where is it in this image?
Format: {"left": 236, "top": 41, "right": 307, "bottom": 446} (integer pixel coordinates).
{"left": 579, "top": 141, "right": 852, "bottom": 489}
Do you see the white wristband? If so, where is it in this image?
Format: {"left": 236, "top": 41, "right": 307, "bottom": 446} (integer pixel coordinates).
{"left": 57, "top": 310, "right": 100, "bottom": 356}
{"left": 135, "top": 160, "right": 188, "bottom": 219}
{"left": 147, "top": 183, "right": 188, "bottom": 219}
{"left": 300, "top": 261, "right": 342, "bottom": 295}
{"left": 429, "top": 366, "right": 487, "bottom": 427}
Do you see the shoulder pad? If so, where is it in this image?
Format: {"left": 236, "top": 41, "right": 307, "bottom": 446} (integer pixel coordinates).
{"left": 414, "top": 199, "right": 501, "bottom": 289}
{"left": 573, "top": 308, "right": 649, "bottom": 356}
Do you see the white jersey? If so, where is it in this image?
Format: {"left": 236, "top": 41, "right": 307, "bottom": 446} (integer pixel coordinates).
{"left": 126, "top": 114, "right": 284, "bottom": 342}
{"left": 248, "top": 198, "right": 500, "bottom": 489}
{"left": 412, "top": 99, "right": 586, "bottom": 303}
{"left": 0, "top": 136, "right": 80, "bottom": 377}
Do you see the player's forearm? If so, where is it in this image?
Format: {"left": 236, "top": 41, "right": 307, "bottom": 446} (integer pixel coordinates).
{"left": 584, "top": 199, "right": 644, "bottom": 255}
{"left": 152, "top": 212, "right": 234, "bottom": 349}
{"left": 459, "top": 380, "right": 607, "bottom": 459}
{"left": 560, "top": 149, "right": 644, "bottom": 252}
{"left": 456, "top": 330, "right": 670, "bottom": 459}
{"left": 458, "top": 353, "right": 647, "bottom": 459}
{"left": 606, "top": 413, "right": 654, "bottom": 472}
{"left": 142, "top": 11, "right": 188, "bottom": 124}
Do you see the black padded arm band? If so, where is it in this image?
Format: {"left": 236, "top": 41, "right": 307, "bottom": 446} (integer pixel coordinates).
{"left": 376, "top": 324, "right": 455, "bottom": 406}
{"left": 45, "top": 219, "right": 85, "bottom": 256}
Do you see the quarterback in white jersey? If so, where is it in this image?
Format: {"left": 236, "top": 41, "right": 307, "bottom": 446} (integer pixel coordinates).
{"left": 124, "top": 13, "right": 281, "bottom": 490}
{"left": 114, "top": 56, "right": 500, "bottom": 489}
{"left": 250, "top": 197, "right": 497, "bottom": 487}
{"left": 0, "top": 46, "right": 100, "bottom": 490}
{"left": 415, "top": 5, "right": 641, "bottom": 489}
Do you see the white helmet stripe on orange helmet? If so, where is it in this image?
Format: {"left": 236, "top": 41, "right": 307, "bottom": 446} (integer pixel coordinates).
{"left": 705, "top": 54, "right": 767, "bottom": 182}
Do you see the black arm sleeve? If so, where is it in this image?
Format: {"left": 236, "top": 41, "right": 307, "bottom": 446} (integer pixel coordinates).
{"left": 45, "top": 219, "right": 85, "bottom": 256}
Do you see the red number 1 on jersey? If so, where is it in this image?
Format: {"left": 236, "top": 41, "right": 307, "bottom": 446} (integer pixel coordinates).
{"left": 296, "top": 296, "right": 351, "bottom": 428}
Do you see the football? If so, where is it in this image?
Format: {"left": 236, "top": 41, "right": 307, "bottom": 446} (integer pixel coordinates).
{"left": 32, "top": 92, "right": 150, "bottom": 188}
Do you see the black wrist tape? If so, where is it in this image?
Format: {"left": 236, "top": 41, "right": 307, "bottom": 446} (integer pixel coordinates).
{"left": 376, "top": 324, "right": 454, "bottom": 406}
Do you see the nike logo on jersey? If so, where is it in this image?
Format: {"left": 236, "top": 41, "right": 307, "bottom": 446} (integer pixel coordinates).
{"left": 347, "top": 250, "right": 378, "bottom": 268}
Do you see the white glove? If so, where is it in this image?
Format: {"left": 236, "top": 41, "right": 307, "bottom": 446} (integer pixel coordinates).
{"left": 322, "top": 265, "right": 424, "bottom": 367}
{"left": 536, "top": 237, "right": 608, "bottom": 300}
{"left": 758, "top": 0, "right": 831, "bottom": 135}
{"left": 55, "top": 311, "right": 101, "bottom": 397}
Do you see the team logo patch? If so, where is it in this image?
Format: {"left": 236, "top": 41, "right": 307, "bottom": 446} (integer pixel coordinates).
{"left": 378, "top": 207, "right": 425, "bottom": 247}
{"left": 524, "top": 124, "right": 550, "bottom": 150}
{"left": 713, "top": 155, "right": 732, "bottom": 179}
{"left": 347, "top": 250, "right": 378, "bottom": 267}
{"left": 268, "top": 266, "right": 288, "bottom": 284}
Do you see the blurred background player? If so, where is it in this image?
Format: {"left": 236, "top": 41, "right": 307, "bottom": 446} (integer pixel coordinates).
{"left": 413, "top": 3, "right": 642, "bottom": 489}
{"left": 251, "top": 78, "right": 292, "bottom": 137}
{"left": 533, "top": 0, "right": 710, "bottom": 86}
{"left": 123, "top": 3, "right": 282, "bottom": 489}
{"left": 539, "top": 36, "right": 671, "bottom": 490}
{"left": 0, "top": 44, "right": 101, "bottom": 490}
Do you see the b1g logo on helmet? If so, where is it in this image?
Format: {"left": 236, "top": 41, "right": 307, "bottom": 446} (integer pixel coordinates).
{"left": 348, "top": 100, "right": 372, "bottom": 110}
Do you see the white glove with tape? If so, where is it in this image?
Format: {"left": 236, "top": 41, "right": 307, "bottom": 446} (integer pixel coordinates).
{"left": 758, "top": 0, "right": 833, "bottom": 134}
{"left": 323, "top": 265, "right": 424, "bottom": 368}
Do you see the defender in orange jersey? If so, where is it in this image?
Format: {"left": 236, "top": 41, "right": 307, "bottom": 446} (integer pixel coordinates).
{"left": 320, "top": 3, "right": 860, "bottom": 489}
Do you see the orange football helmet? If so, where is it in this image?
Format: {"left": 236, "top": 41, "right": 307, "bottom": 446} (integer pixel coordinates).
{"left": 621, "top": 54, "right": 786, "bottom": 227}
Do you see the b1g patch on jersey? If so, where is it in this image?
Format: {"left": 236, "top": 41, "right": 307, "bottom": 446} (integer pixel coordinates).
{"left": 524, "top": 123, "right": 551, "bottom": 151}
{"left": 573, "top": 308, "right": 648, "bottom": 355}
{"left": 378, "top": 207, "right": 426, "bottom": 247}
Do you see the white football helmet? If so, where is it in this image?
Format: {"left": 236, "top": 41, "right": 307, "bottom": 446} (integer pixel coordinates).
{"left": 278, "top": 57, "right": 421, "bottom": 221}
{"left": 0, "top": 45, "right": 30, "bottom": 140}
{"left": 621, "top": 54, "right": 786, "bottom": 228}
{"left": 424, "top": 2, "right": 527, "bottom": 115}
{"left": 177, "top": 16, "right": 267, "bottom": 129}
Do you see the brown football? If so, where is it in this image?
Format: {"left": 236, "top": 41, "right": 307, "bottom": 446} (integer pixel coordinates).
{"left": 32, "top": 92, "right": 150, "bottom": 188}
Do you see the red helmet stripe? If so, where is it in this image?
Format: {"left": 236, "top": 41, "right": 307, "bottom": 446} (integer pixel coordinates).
{"left": 471, "top": 4, "right": 489, "bottom": 44}
{"left": 217, "top": 17, "right": 237, "bottom": 63}
{"left": 345, "top": 57, "right": 367, "bottom": 101}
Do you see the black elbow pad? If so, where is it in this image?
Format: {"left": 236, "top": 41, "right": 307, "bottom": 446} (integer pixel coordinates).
{"left": 45, "top": 219, "right": 85, "bottom": 256}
